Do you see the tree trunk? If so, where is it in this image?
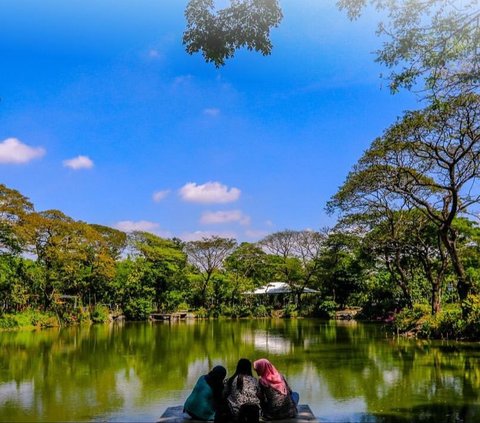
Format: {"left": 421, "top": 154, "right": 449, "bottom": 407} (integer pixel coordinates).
{"left": 440, "top": 229, "right": 470, "bottom": 301}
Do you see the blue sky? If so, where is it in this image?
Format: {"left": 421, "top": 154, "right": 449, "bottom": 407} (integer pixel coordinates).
{"left": 0, "top": 0, "right": 417, "bottom": 241}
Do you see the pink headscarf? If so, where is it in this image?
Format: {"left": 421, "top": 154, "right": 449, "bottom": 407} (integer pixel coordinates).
{"left": 253, "top": 358, "right": 288, "bottom": 395}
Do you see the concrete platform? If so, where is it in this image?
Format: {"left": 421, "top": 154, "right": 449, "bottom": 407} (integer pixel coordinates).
{"left": 158, "top": 405, "right": 318, "bottom": 423}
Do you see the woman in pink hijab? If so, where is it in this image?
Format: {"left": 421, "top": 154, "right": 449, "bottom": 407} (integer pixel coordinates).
{"left": 253, "top": 359, "right": 297, "bottom": 420}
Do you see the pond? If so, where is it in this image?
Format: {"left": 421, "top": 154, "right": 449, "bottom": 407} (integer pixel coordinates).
{"left": 0, "top": 319, "right": 479, "bottom": 422}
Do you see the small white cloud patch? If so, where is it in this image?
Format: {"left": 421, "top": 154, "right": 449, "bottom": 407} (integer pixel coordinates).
{"left": 203, "top": 108, "right": 220, "bottom": 117}
{"left": 148, "top": 49, "right": 161, "bottom": 58}
{"left": 179, "top": 182, "right": 240, "bottom": 204}
{"left": 245, "top": 229, "right": 269, "bottom": 240}
{"left": 152, "top": 190, "right": 170, "bottom": 202}
{"left": 63, "top": 155, "right": 94, "bottom": 170}
{"left": 0, "top": 138, "right": 45, "bottom": 164}
{"left": 200, "top": 210, "right": 250, "bottom": 226}
{"left": 114, "top": 220, "right": 160, "bottom": 233}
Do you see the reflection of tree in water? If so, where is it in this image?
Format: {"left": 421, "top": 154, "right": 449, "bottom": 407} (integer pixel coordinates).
{"left": 0, "top": 321, "right": 478, "bottom": 422}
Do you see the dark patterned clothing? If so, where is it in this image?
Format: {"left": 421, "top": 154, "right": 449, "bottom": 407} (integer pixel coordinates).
{"left": 225, "top": 375, "right": 261, "bottom": 418}
{"left": 258, "top": 377, "right": 297, "bottom": 420}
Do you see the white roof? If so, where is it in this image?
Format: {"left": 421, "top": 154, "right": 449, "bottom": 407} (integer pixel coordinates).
{"left": 245, "top": 282, "right": 320, "bottom": 295}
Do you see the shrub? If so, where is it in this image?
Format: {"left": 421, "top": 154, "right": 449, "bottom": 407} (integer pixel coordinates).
{"left": 123, "top": 298, "right": 153, "bottom": 320}
{"left": 464, "top": 294, "right": 480, "bottom": 338}
{"left": 90, "top": 305, "right": 111, "bottom": 323}
{"left": 252, "top": 304, "right": 271, "bottom": 318}
{"left": 221, "top": 304, "right": 252, "bottom": 318}
{"left": 315, "top": 300, "right": 337, "bottom": 319}
{"left": 0, "top": 315, "right": 20, "bottom": 329}
{"left": 176, "top": 302, "right": 190, "bottom": 312}
{"left": 283, "top": 304, "right": 298, "bottom": 318}
{"left": 0, "top": 310, "right": 59, "bottom": 329}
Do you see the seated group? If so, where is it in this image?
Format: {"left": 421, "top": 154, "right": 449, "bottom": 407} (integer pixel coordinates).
{"left": 184, "top": 358, "right": 298, "bottom": 422}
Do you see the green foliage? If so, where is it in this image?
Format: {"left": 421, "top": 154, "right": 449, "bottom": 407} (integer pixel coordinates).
{"left": 195, "top": 307, "right": 209, "bottom": 318}
{"left": 90, "top": 305, "right": 110, "bottom": 323}
{"left": 123, "top": 298, "right": 153, "bottom": 321}
{"left": 315, "top": 299, "right": 337, "bottom": 319}
{"left": 183, "top": 0, "right": 283, "bottom": 67}
{"left": 463, "top": 294, "right": 480, "bottom": 338}
{"left": 338, "top": 0, "right": 480, "bottom": 96}
{"left": 395, "top": 303, "right": 468, "bottom": 339}
{"left": 0, "top": 310, "right": 58, "bottom": 329}
{"left": 252, "top": 304, "right": 271, "bottom": 317}
{"left": 282, "top": 303, "right": 298, "bottom": 318}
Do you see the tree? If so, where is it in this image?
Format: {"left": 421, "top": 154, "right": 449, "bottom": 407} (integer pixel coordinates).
{"left": 338, "top": 0, "right": 480, "bottom": 96}
{"left": 184, "top": 236, "right": 237, "bottom": 307}
{"left": 89, "top": 224, "right": 127, "bottom": 261}
{"left": 317, "top": 230, "right": 366, "bottom": 309}
{"left": 0, "top": 184, "right": 34, "bottom": 256}
{"left": 183, "top": 0, "right": 283, "bottom": 67}
{"left": 224, "top": 242, "right": 270, "bottom": 306}
{"left": 129, "top": 231, "right": 187, "bottom": 310}
{"left": 259, "top": 230, "right": 326, "bottom": 308}
{"left": 330, "top": 94, "right": 480, "bottom": 308}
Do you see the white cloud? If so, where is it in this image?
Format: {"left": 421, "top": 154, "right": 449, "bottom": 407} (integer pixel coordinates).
{"left": 114, "top": 220, "right": 160, "bottom": 233}
{"left": 200, "top": 210, "right": 250, "bottom": 226}
{"left": 245, "top": 229, "right": 269, "bottom": 240}
{"left": 203, "top": 108, "right": 220, "bottom": 117}
{"left": 63, "top": 155, "right": 94, "bottom": 170}
{"left": 172, "top": 75, "right": 193, "bottom": 87}
{"left": 114, "top": 220, "right": 172, "bottom": 238}
{"left": 152, "top": 190, "right": 170, "bottom": 203}
{"left": 180, "top": 230, "right": 237, "bottom": 242}
{"left": 179, "top": 182, "right": 241, "bottom": 204}
{"left": 0, "top": 138, "right": 45, "bottom": 164}
{"left": 148, "top": 48, "right": 161, "bottom": 59}
{"left": 265, "top": 220, "right": 274, "bottom": 227}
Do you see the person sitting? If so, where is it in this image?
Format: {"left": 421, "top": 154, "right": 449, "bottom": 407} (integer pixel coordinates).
{"left": 184, "top": 365, "right": 227, "bottom": 421}
{"left": 218, "top": 358, "right": 261, "bottom": 423}
{"left": 253, "top": 358, "right": 297, "bottom": 420}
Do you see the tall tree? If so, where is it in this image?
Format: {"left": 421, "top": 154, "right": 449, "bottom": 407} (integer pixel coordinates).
{"left": 259, "top": 230, "right": 326, "bottom": 307}
{"left": 129, "top": 231, "right": 187, "bottom": 310}
{"left": 330, "top": 94, "right": 480, "bottom": 307}
{"left": 0, "top": 184, "right": 34, "bottom": 256}
{"left": 185, "top": 236, "right": 237, "bottom": 306}
{"left": 224, "top": 242, "right": 269, "bottom": 305}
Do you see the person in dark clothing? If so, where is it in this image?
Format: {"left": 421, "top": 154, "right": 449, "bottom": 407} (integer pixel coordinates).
{"left": 184, "top": 365, "right": 227, "bottom": 421}
{"left": 215, "top": 359, "right": 260, "bottom": 423}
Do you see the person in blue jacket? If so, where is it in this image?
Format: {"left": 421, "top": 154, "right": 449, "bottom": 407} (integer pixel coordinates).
{"left": 184, "top": 365, "right": 227, "bottom": 420}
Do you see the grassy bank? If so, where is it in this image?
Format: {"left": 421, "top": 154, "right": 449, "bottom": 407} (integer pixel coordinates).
{"left": 393, "top": 295, "right": 480, "bottom": 340}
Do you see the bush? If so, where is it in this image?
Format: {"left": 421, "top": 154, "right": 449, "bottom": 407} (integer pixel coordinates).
{"left": 315, "top": 300, "right": 337, "bottom": 319}
{"left": 394, "top": 303, "right": 430, "bottom": 332}
{"left": 394, "top": 303, "right": 468, "bottom": 339}
{"left": 0, "top": 315, "right": 20, "bottom": 329}
{"left": 252, "top": 304, "right": 271, "bottom": 318}
{"left": 221, "top": 304, "right": 253, "bottom": 318}
{"left": 195, "top": 307, "right": 210, "bottom": 318}
{"left": 28, "top": 310, "right": 58, "bottom": 328}
{"left": 283, "top": 304, "right": 298, "bottom": 318}
{"left": 464, "top": 294, "right": 480, "bottom": 338}
{"left": 0, "top": 310, "right": 58, "bottom": 329}
{"left": 123, "top": 298, "right": 153, "bottom": 321}
{"left": 90, "top": 305, "right": 111, "bottom": 323}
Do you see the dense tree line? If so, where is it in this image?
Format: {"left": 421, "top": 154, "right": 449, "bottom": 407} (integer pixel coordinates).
{"left": 1, "top": 181, "right": 479, "bottom": 337}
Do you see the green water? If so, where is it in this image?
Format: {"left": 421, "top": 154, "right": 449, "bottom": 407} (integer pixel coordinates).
{"left": 0, "top": 319, "right": 479, "bottom": 422}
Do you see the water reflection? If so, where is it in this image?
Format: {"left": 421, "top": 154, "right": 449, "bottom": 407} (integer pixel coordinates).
{"left": 0, "top": 320, "right": 478, "bottom": 422}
